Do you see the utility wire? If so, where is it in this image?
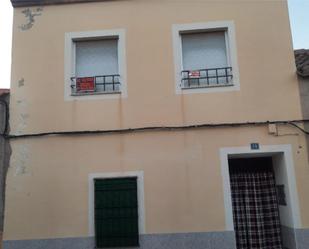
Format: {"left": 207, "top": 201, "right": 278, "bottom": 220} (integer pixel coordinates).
{"left": 287, "top": 122, "right": 309, "bottom": 135}
{"left": 3, "top": 119, "right": 309, "bottom": 140}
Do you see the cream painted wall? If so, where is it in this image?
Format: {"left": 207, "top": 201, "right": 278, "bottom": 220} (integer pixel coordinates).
{"left": 9, "top": 0, "right": 301, "bottom": 135}
{"left": 5, "top": 0, "right": 309, "bottom": 242}
{"left": 4, "top": 125, "right": 309, "bottom": 240}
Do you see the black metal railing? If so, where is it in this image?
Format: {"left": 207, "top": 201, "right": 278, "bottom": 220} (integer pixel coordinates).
{"left": 71, "top": 74, "right": 121, "bottom": 95}
{"left": 181, "top": 67, "right": 233, "bottom": 89}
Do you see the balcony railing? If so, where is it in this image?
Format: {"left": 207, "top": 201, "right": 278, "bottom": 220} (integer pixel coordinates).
{"left": 181, "top": 67, "right": 233, "bottom": 89}
{"left": 71, "top": 74, "right": 121, "bottom": 95}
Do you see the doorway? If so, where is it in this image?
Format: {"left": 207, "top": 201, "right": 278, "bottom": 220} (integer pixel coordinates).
{"left": 228, "top": 157, "right": 283, "bottom": 249}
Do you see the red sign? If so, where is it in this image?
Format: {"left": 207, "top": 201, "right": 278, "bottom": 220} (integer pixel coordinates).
{"left": 189, "top": 71, "right": 200, "bottom": 78}
{"left": 76, "top": 77, "right": 95, "bottom": 92}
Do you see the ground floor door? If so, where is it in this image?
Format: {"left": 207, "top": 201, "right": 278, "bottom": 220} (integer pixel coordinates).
{"left": 229, "top": 157, "right": 283, "bottom": 249}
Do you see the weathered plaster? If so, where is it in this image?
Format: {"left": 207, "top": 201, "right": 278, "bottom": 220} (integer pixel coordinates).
{"left": 15, "top": 99, "right": 29, "bottom": 135}
{"left": 19, "top": 8, "right": 43, "bottom": 31}
{"left": 11, "top": 143, "right": 31, "bottom": 176}
{"left": 17, "top": 79, "right": 24, "bottom": 88}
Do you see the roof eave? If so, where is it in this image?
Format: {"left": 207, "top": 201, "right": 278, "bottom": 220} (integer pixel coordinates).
{"left": 11, "top": 0, "right": 110, "bottom": 8}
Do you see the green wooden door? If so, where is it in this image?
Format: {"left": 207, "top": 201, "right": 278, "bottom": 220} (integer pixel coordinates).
{"left": 95, "top": 177, "right": 139, "bottom": 248}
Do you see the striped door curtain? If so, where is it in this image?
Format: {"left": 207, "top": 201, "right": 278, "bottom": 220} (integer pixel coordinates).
{"left": 230, "top": 168, "right": 283, "bottom": 249}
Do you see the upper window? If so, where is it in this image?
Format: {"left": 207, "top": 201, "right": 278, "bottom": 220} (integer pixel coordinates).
{"left": 74, "top": 39, "right": 120, "bottom": 94}
{"left": 65, "top": 30, "right": 127, "bottom": 101}
{"left": 173, "top": 21, "right": 240, "bottom": 94}
{"left": 181, "top": 31, "right": 232, "bottom": 87}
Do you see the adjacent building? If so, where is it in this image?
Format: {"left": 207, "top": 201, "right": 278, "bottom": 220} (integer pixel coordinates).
{"left": 4, "top": 1, "right": 309, "bottom": 249}
{"left": 0, "top": 89, "right": 10, "bottom": 249}
{"left": 296, "top": 49, "right": 309, "bottom": 153}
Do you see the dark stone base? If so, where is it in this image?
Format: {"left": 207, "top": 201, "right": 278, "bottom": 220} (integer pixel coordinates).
{"left": 281, "top": 226, "right": 309, "bottom": 249}
{"left": 3, "top": 231, "right": 236, "bottom": 249}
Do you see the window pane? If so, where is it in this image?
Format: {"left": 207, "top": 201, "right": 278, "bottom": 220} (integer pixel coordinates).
{"left": 181, "top": 31, "right": 227, "bottom": 70}
{"left": 75, "top": 39, "right": 118, "bottom": 78}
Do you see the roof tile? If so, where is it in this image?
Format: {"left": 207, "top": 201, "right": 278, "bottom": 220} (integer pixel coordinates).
{"left": 295, "top": 49, "right": 309, "bottom": 77}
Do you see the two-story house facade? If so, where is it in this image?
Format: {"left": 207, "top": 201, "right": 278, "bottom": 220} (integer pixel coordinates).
{"left": 4, "top": 0, "right": 309, "bottom": 249}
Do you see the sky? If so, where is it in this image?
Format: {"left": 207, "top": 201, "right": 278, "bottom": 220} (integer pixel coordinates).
{"left": 0, "top": 0, "right": 308, "bottom": 89}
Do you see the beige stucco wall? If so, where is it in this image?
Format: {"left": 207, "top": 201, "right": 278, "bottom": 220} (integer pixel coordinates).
{"left": 10, "top": 0, "right": 301, "bottom": 135}
{"left": 5, "top": 0, "right": 309, "bottom": 242}
{"left": 4, "top": 125, "right": 309, "bottom": 240}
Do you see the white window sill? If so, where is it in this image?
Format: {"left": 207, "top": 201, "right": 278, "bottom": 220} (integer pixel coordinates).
{"left": 177, "top": 82, "right": 239, "bottom": 95}
{"left": 181, "top": 83, "right": 234, "bottom": 90}
{"left": 71, "top": 91, "right": 122, "bottom": 97}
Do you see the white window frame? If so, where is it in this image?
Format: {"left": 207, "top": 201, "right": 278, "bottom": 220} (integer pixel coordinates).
{"left": 88, "top": 171, "right": 146, "bottom": 237}
{"left": 172, "top": 21, "right": 240, "bottom": 94}
{"left": 64, "top": 29, "right": 127, "bottom": 101}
